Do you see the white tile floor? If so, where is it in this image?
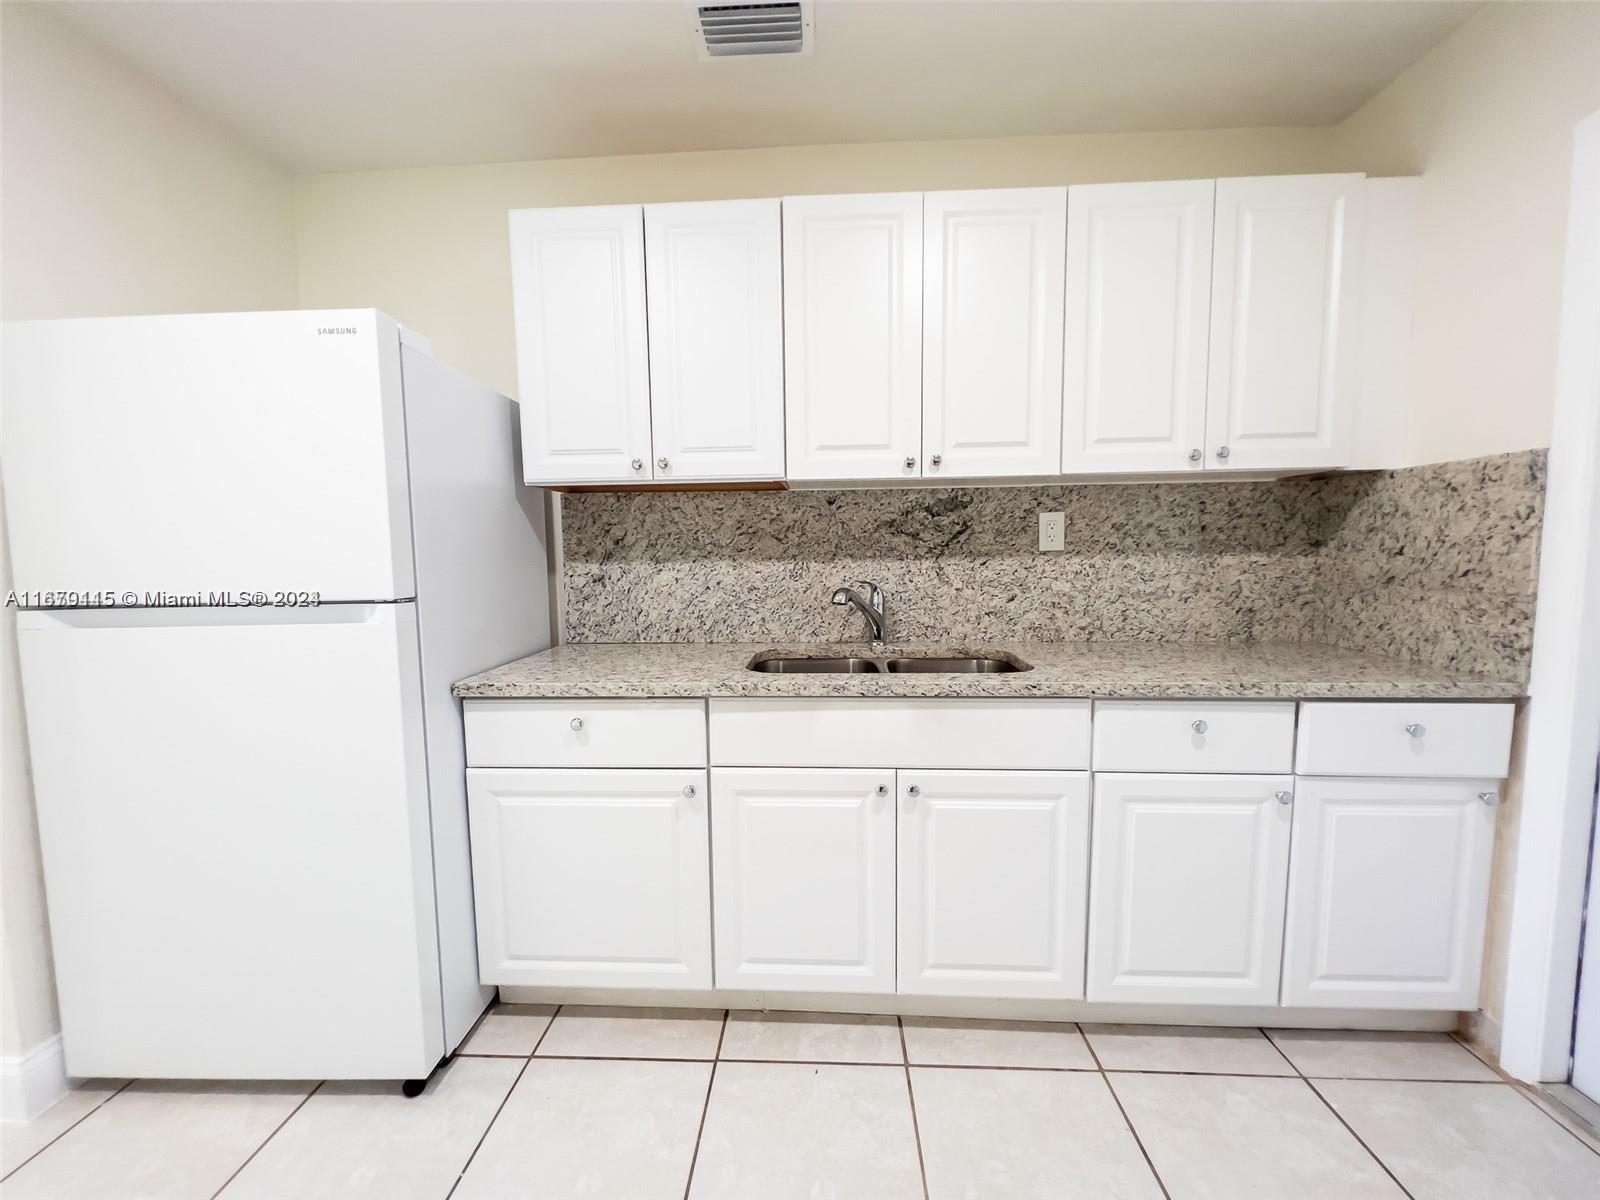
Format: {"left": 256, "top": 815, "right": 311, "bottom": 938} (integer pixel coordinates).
{"left": 4, "top": 1007, "right": 1598, "bottom": 1200}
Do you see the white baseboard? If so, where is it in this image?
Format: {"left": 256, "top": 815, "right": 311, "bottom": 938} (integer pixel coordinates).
{"left": 0, "top": 1034, "right": 68, "bottom": 1124}
{"left": 496, "top": 987, "right": 1459, "bottom": 1032}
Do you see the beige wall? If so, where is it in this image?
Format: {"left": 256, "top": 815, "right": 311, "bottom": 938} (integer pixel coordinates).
{"left": 293, "top": 127, "right": 1336, "bottom": 401}
{"left": 0, "top": 3, "right": 298, "bottom": 1061}
{"left": 1331, "top": 1, "right": 1600, "bottom": 466}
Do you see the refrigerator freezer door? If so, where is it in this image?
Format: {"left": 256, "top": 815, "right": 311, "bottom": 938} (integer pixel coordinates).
{"left": 16, "top": 603, "right": 444, "bottom": 1080}
{"left": 2, "top": 310, "right": 415, "bottom": 602}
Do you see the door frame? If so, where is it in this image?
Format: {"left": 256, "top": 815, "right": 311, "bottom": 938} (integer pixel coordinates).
{"left": 1498, "top": 109, "right": 1600, "bottom": 1083}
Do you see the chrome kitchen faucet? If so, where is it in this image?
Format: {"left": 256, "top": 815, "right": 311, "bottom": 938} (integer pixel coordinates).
{"left": 831, "top": 581, "right": 886, "bottom": 646}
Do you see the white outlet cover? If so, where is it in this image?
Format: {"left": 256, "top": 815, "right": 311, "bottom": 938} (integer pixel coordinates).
{"left": 1039, "top": 512, "right": 1065, "bottom": 552}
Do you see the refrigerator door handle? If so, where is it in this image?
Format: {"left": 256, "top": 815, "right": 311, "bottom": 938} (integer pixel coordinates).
{"left": 15, "top": 602, "right": 404, "bottom": 632}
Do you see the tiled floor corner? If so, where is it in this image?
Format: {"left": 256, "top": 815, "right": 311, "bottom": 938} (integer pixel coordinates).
{"left": 1084, "top": 1023, "right": 1295, "bottom": 1075}
{"left": 1265, "top": 1028, "right": 1500, "bottom": 1081}
{"left": 902, "top": 1015, "right": 1096, "bottom": 1070}
{"left": 3, "top": 1011, "right": 1598, "bottom": 1200}
{"left": 533, "top": 1005, "right": 726, "bottom": 1060}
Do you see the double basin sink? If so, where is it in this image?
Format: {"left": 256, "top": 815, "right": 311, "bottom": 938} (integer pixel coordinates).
{"left": 749, "top": 653, "right": 1027, "bottom": 674}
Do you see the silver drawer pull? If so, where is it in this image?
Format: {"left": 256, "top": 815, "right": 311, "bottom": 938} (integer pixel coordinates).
{"left": 1479, "top": 790, "right": 1498, "bottom": 806}
{"left": 683, "top": 784, "right": 697, "bottom": 799}
{"left": 569, "top": 717, "right": 584, "bottom": 732}
{"left": 875, "top": 785, "right": 888, "bottom": 798}
{"left": 1191, "top": 719, "right": 1208, "bottom": 735}
{"left": 1275, "top": 789, "right": 1293, "bottom": 805}
{"left": 1405, "top": 723, "right": 1426, "bottom": 738}
{"left": 906, "top": 784, "right": 920, "bottom": 799}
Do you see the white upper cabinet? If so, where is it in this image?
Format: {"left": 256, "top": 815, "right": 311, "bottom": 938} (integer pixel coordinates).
{"left": 509, "top": 205, "right": 653, "bottom": 485}
{"left": 1062, "top": 181, "right": 1216, "bottom": 474}
{"left": 1205, "top": 174, "right": 1364, "bottom": 472}
{"left": 782, "top": 193, "right": 924, "bottom": 482}
{"left": 923, "top": 188, "right": 1067, "bottom": 479}
{"left": 898, "top": 770, "right": 1090, "bottom": 999}
{"left": 1282, "top": 777, "right": 1498, "bottom": 1010}
{"left": 644, "top": 199, "right": 785, "bottom": 482}
{"left": 1087, "top": 772, "right": 1293, "bottom": 1006}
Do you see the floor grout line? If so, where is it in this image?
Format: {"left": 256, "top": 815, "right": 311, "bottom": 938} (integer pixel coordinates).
{"left": 898, "top": 1017, "right": 931, "bottom": 1200}
{"left": 206, "top": 1080, "right": 323, "bottom": 1200}
{"left": 1085, "top": 1036, "right": 1173, "bottom": 1200}
{"left": 1264, "top": 1028, "right": 1418, "bottom": 1200}
{"left": 0, "top": 1078, "right": 136, "bottom": 1184}
{"left": 1302, "top": 1077, "right": 1419, "bottom": 1200}
{"left": 1446, "top": 1032, "right": 1600, "bottom": 1160}
{"left": 679, "top": 1009, "right": 730, "bottom": 1200}
{"left": 445, "top": 1003, "right": 563, "bottom": 1200}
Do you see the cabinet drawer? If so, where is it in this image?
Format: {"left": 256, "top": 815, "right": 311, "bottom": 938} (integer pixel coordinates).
{"left": 709, "top": 699, "right": 1090, "bottom": 769}
{"left": 1093, "top": 702, "right": 1295, "bottom": 773}
{"left": 464, "top": 699, "right": 707, "bottom": 768}
{"left": 1295, "top": 702, "right": 1514, "bottom": 779}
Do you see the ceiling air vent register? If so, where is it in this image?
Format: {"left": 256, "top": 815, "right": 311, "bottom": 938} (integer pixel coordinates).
{"left": 693, "top": 2, "right": 814, "bottom": 58}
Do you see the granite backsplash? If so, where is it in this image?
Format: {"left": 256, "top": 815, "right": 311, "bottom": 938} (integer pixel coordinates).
{"left": 560, "top": 450, "right": 1546, "bottom": 681}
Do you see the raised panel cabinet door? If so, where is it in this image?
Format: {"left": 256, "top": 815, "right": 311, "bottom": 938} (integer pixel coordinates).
{"left": 1205, "top": 174, "right": 1364, "bottom": 471}
{"left": 898, "top": 770, "right": 1091, "bottom": 999}
{"left": 711, "top": 767, "right": 896, "bottom": 993}
{"left": 466, "top": 768, "right": 711, "bottom": 988}
{"left": 1087, "top": 772, "right": 1294, "bottom": 1005}
{"left": 1062, "top": 180, "right": 1215, "bottom": 474}
{"left": 1282, "top": 777, "right": 1499, "bottom": 1010}
{"left": 645, "top": 199, "right": 785, "bottom": 481}
{"left": 924, "top": 188, "right": 1067, "bottom": 479}
{"left": 508, "top": 205, "right": 653, "bottom": 484}
{"left": 783, "top": 193, "right": 924, "bottom": 481}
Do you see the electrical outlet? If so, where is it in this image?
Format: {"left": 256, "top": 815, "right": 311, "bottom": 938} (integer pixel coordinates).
{"left": 1039, "top": 512, "right": 1065, "bottom": 552}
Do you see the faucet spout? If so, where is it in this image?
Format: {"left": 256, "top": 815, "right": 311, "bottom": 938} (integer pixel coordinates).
{"left": 831, "top": 581, "right": 886, "bottom": 644}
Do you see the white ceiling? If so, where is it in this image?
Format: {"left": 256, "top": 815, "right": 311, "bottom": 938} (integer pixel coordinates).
{"left": 46, "top": 0, "right": 1480, "bottom": 174}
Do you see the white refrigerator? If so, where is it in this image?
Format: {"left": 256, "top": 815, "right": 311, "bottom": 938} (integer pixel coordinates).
{"left": 2, "top": 310, "right": 550, "bottom": 1083}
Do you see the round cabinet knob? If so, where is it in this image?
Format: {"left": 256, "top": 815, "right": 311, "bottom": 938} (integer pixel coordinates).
{"left": 682, "top": 784, "right": 697, "bottom": 799}
{"left": 903, "top": 456, "right": 917, "bottom": 470}
{"left": 1479, "top": 790, "right": 1498, "bottom": 806}
{"left": 656, "top": 457, "right": 670, "bottom": 471}
{"left": 1215, "top": 446, "right": 1231, "bottom": 461}
{"left": 1191, "top": 719, "right": 1208, "bottom": 735}
{"left": 631, "top": 458, "right": 643, "bottom": 472}
{"left": 1405, "top": 723, "right": 1426, "bottom": 738}
{"left": 1188, "top": 448, "right": 1203, "bottom": 463}
{"left": 930, "top": 454, "right": 943, "bottom": 469}
{"left": 569, "top": 717, "right": 584, "bottom": 732}
{"left": 906, "top": 784, "right": 921, "bottom": 799}
{"left": 1275, "top": 789, "right": 1293, "bottom": 805}
{"left": 874, "top": 785, "right": 888, "bottom": 798}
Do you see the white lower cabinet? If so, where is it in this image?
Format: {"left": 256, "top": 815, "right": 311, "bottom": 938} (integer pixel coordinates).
{"left": 463, "top": 697, "right": 1514, "bottom": 1015}
{"left": 1087, "top": 772, "right": 1293, "bottom": 1005}
{"left": 898, "top": 770, "right": 1090, "bottom": 999}
{"left": 1281, "top": 777, "right": 1499, "bottom": 1010}
{"left": 466, "top": 768, "right": 712, "bottom": 988}
{"left": 710, "top": 767, "right": 896, "bottom": 993}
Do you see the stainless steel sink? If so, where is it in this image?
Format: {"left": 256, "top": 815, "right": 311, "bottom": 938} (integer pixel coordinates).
{"left": 885, "top": 657, "right": 1021, "bottom": 673}
{"left": 747, "top": 656, "right": 884, "bottom": 673}
{"left": 747, "top": 654, "right": 1028, "bottom": 674}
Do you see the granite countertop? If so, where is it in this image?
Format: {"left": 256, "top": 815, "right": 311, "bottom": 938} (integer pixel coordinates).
{"left": 453, "top": 641, "right": 1526, "bottom": 701}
